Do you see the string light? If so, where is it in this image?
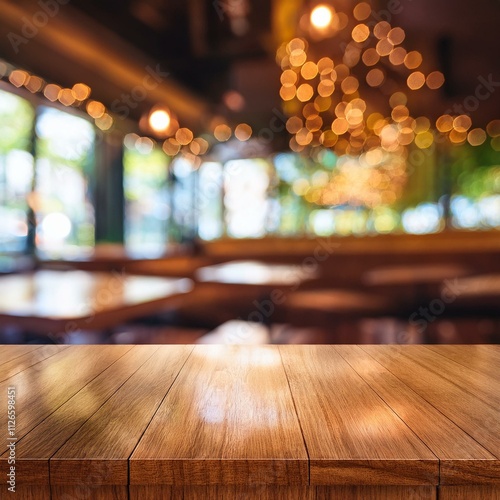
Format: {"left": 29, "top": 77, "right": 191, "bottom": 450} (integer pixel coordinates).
{"left": 0, "top": 60, "right": 213, "bottom": 161}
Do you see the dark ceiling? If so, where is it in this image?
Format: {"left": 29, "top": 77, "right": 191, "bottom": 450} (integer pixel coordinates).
{"left": 1, "top": 0, "right": 499, "bottom": 136}
{"left": 68, "top": 0, "right": 500, "bottom": 128}
{"left": 69, "top": 0, "right": 273, "bottom": 101}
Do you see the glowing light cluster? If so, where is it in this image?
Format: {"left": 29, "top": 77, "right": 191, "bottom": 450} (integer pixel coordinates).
{"left": 275, "top": 0, "right": 499, "bottom": 208}
{"left": 0, "top": 59, "right": 227, "bottom": 162}
{"left": 3, "top": 65, "right": 113, "bottom": 131}
{"left": 316, "top": 150, "right": 407, "bottom": 208}
{"left": 277, "top": 10, "right": 448, "bottom": 157}
{"left": 434, "top": 114, "right": 499, "bottom": 147}
{"left": 276, "top": 0, "right": 452, "bottom": 157}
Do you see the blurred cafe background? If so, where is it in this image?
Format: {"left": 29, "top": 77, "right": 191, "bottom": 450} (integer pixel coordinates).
{"left": 0, "top": 0, "right": 499, "bottom": 345}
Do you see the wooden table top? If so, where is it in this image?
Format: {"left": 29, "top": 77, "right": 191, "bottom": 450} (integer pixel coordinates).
{"left": 0, "top": 271, "right": 193, "bottom": 334}
{"left": 363, "top": 264, "right": 470, "bottom": 286}
{"left": 447, "top": 273, "right": 500, "bottom": 296}
{"left": 1, "top": 344, "right": 499, "bottom": 499}
{"left": 196, "top": 260, "right": 317, "bottom": 287}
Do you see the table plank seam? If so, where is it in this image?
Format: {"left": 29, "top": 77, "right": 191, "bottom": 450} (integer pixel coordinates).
{"left": 1, "top": 346, "right": 129, "bottom": 455}
{"left": 126, "top": 345, "right": 196, "bottom": 486}
{"left": 38, "top": 345, "right": 138, "bottom": 451}
{"left": 0, "top": 345, "right": 43, "bottom": 366}
{"left": 355, "top": 347, "right": 484, "bottom": 488}
{"left": 0, "top": 345, "right": 138, "bottom": 461}
{"left": 377, "top": 347, "right": 500, "bottom": 428}
{"left": 279, "top": 346, "right": 440, "bottom": 487}
{"left": 421, "top": 345, "right": 500, "bottom": 377}
{"left": 430, "top": 419, "right": 500, "bottom": 464}
{"left": 357, "top": 345, "right": 500, "bottom": 466}
{"left": 43, "top": 346, "right": 161, "bottom": 461}
{"left": 278, "top": 345, "right": 311, "bottom": 486}
{"left": 0, "top": 345, "right": 72, "bottom": 383}
{"left": 334, "top": 345, "right": 441, "bottom": 455}
{"left": 334, "top": 346, "right": 446, "bottom": 484}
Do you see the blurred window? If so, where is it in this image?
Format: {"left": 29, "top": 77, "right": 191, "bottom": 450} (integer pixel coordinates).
{"left": 124, "top": 141, "right": 170, "bottom": 256}
{"left": 271, "top": 147, "right": 447, "bottom": 237}
{"left": 449, "top": 142, "right": 500, "bottom": 230}
{"left": 198, "top": 161, "right": 224, "bottom": 240}
{"left": 0, "top": 89, "right": 35, "bottom": 253}
{"left": 34, "top": 106, "right": 95, "bottom": 258}
{"left": 171, "top": 156, "right": 197, "bottom": 242}
{"left": 224, "top": 159, "right": 272, "bottom": 238}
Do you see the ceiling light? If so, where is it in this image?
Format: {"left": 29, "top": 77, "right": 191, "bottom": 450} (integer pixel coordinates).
{"left": 149, "top": 109, "right": 171, "bottom": 133}
{"left": 310, "top": 5, "right": 333, "bottom": 30}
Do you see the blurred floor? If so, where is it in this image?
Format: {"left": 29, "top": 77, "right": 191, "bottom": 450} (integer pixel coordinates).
{"left": 2, "top": 315, "right": 498, "bottom": 345}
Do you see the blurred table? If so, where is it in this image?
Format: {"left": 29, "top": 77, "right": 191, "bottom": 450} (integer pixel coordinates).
{"left": 196, "top": 260, "right": 318, "bottom": 288}
{"left": 0, "top": 270, "right": 193, "bottom": 336}
{"left": 441, "top": 273, "right": 500, "bottom": 320}
{"left": 450, "top": 273, "right": 500, "bottom": 296}
{"left": 363, "top": 263, "right": 471, "bottom": 287}
{"left": 363, "top": 263, "right": 472, "bottom": 310}
{"left": 280, "top": 288, "right": 403, "bottom": 342}
{"left": 195, "top": 260, "right": 319, "bottom": 324}
{"left": 123, "top": 255, "right": 210, "bottom": 278}
{"left": 2, "top": 344, "right": 499, "bottom": 499}
{"left": 38, "top": 245, "right": 201, "bottom": 277}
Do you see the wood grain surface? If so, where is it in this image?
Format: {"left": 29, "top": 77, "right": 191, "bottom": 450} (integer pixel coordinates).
{"left": 0, "top": 344, "right": 498, "bottom": 499}
{"left": 0, "top": 345, "right": 131, "bottom": 451}
{"left": 51, "top": 485, "right": 128, "bottom": 499}
{"left": 424, "top": 344, "right": 500, "bottom": 373}
{"left": 50, "top": 345, "right": 193, "bottom": 485}
{"left": 438, "top": 485, "right": 500, "bottom": 500}
{"left": 129, "top": 485, "right": 436, "bottom": 499}
{"left": 0, "top": 345, "right": 42, "bottom": 365}
{"left": 8, "top": 485, "right": 50, "bottom": 500}
{"left": 334, "top": 345, "right": 499, "bottom": 485}
{"left": 360, "top": 345, "right": 500, "bottom": 484}
{"left": 1, "top": 345, "right": 158, "bottom": 485}
{"left": 130, "top": 345, "right": 308, "bottom": 486}
{"left": 279, "top": 345, "right": 438, "bottom": 486}
{"left": 0, "top": 345, "right": 69, "bottom": 383}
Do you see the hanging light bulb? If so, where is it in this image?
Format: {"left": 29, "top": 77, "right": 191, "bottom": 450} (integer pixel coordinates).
{"left": 310, "top": 4, "right": 334, "bottom": 30}
{"left": 149, "top": 108, "right": 171, "bottom": 133}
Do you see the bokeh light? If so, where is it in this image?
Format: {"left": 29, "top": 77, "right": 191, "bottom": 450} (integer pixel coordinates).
{"left": 149, "top": 109, "right": 171, "bottom": 133}
{"left": 310, "top": 5, "right": 334, "bottom": 29}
